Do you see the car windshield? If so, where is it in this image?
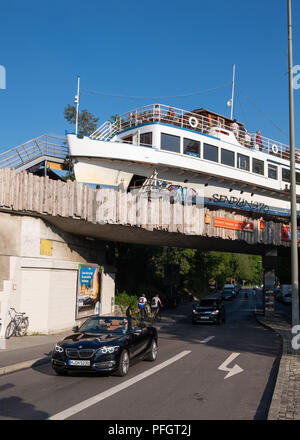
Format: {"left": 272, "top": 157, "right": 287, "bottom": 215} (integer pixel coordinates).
{"left": 198, "top": 300, "right": 218, "bottom": 307}
{"left": 79, "top": 317, "right": 129, "bottom": 335}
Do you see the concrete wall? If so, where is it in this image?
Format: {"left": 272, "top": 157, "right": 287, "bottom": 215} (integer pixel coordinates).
{"left": 0, "top": 212, "right": 116, "bottom": 335}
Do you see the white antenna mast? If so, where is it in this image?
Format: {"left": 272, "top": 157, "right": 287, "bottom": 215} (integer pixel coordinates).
{"left": 75, "top": 75, "right": 80, "bottom": 135}
{"left": 230, "top": 64, "right": 235, "bottom": 120}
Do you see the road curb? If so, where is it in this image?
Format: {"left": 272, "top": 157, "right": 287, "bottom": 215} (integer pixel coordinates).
{"left": 0, "top": 356, "right": 51, "bottom": 376}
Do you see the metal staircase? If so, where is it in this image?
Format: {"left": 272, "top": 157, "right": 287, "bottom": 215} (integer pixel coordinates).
{"left": 0, "top": 134, "right": 68, "bottom": 171}
{"left": 90, "top": 120, "right": 119, "bottom": 141}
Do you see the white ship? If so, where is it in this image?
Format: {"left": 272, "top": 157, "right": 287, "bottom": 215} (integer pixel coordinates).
{"left": 67, "top": 103, "right": 300, "bottom": 219}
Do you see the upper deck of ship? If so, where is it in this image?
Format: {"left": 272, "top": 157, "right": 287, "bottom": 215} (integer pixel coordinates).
{"left": 90, "top": 103, "right": 299, "bottom": 165}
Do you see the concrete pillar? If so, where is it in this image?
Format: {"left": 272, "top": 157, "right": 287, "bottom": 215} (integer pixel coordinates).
{"left": 262, "top": 249, "right": 277, "bottom": 316}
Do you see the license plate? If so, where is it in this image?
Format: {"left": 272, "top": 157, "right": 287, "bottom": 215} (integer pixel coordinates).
{"left": 68, "top": 360, "right": 91, "bottom": 366}
{"left": 200, "top": 316, "right": 210, "bottom": 320}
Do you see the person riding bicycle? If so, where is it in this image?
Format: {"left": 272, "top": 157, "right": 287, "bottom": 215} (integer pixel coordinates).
{"left": 151, "top": 294, "right": 162, "bottom": 321}
{"left": 138, "top": 293, "right": 147, "bottom": 318}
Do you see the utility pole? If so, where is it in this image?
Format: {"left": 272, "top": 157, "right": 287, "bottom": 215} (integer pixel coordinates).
{"left": 75, "top": 75, "right": 80, "bottom": 136}
{"left": 287, "top": 0, "right": 299, "bottom": 327}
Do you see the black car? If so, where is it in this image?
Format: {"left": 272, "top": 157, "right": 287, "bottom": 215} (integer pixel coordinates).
{"left": 221, "top": 289, "right": 234, "bottom": 301}
{"left": 192, "top": 298, "right": 225, "bottom": 325}
{"left": 51, "top": 316, "right": 158, "bottom": 377}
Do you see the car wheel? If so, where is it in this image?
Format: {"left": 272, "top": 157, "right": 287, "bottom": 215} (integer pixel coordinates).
{"left": 115, "top": 350, "right": 130, "bottom": 377}
{"left": 144, "top": 339, "right": 158, "bottom": 362}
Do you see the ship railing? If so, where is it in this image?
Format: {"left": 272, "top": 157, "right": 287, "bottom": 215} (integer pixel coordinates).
{"left": 90, "top": 103, "right": 299, "bottom": 161}
{"left": 0, "top": 134, "right": 68, "bottom": 169}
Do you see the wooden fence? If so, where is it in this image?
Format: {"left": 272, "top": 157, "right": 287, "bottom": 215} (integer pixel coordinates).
{"left": 0, "top": 168, "right": 290, "bottom": 247}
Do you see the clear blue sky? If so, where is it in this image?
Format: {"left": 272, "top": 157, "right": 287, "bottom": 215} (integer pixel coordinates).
{"left": 0, "top": 0, "right": 300, "bottom": 153}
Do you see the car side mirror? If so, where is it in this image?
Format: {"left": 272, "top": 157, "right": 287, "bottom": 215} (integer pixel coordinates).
{"left": 72, "top": 325, "right": 79, "bottom": 332}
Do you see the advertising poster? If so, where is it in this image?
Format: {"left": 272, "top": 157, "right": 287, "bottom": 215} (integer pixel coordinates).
{"left": 214, "top": 216, "right": 253, "bottom": 232}
{"left": 76, "top": 265, "right": 102, "bottom": 319}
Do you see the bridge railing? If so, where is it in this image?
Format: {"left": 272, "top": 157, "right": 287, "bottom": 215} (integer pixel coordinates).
{"left": 0, "top": 135, "right": 67, "bottom": 170}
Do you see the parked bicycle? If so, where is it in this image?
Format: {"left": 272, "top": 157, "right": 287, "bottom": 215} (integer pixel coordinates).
{"left": 5, "top": 308, "right": 29, "bottom": 339}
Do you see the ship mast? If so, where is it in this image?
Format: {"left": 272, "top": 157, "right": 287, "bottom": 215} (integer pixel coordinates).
{"left": 230, "top": 64, "right": 235, "bottom": 120}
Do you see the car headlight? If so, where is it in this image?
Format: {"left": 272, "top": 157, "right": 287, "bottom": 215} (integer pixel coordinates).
{"left": 55, "top": 344, "right": 64, "bottom": 353}
{"left": 211, "top": 310, "right": 219, "bottom": 315}
{"left": 97, "top": 346, "right": 120, "bottom": 355}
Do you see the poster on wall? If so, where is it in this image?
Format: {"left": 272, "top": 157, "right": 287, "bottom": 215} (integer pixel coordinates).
{"left": 76, "top": 265, "right": 102, "bottom": 319}
{"left": 214, "top": 216, "right": 253, "bottom": 232}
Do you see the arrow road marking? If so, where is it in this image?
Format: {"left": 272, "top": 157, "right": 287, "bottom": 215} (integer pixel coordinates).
{"left": 199, "top": 336, "right": 215, "bottom": 344}
{"left": 218, "top": 352, "right": 244, "bottom": 379}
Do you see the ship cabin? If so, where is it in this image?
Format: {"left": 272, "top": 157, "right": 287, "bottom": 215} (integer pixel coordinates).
{"left": 89, "top": 103, "right": 300, "bottom": 193}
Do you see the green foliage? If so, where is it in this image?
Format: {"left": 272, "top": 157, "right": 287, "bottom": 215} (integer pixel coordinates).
{"left": 115, "top": 290, "right": 138, "bottom": 311}
{"left": 64, "top": 104, "right": 99, "bottom": 136}
{"left": 113, "top": 241, "right": 264, "bottom": 301}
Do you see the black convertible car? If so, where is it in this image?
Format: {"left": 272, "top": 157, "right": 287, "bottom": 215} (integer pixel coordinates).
{"left": 51, "top": 316, "right": 158, "bottom": 377}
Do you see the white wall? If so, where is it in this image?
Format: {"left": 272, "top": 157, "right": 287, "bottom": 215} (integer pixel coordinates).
{"left": 0, "top": 213, "right": 116, "bottom": 334}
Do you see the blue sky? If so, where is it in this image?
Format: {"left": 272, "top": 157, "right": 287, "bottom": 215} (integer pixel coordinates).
{"left": 0, "top": 0, "right": 299, "bottom": 153}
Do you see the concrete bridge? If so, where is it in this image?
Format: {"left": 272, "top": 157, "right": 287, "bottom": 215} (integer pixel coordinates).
{"left": 0, "top": 167, "right": 292, "bottom": 256}
{"left": 0, "top": 167, "right": 293, "bottom": 335}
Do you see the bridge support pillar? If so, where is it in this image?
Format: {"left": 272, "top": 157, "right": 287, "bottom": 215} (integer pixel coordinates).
{"left": 262, "top": 249, "right": 277, "bottom": 316}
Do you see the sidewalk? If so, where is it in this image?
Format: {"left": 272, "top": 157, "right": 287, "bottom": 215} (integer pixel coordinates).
{"left": 255, "top": 309, "right": 300, "bottom": 420}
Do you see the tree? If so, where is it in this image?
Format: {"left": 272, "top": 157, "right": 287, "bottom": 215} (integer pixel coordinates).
{"left": 64, "top": 104, "right": 99, "bottom": 136}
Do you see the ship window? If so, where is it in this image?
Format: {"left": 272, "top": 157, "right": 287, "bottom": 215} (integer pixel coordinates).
{"left": 203, "top": 143, "right": 218, "bottom": 162}
{"left": 221, "top": 148, "right": 234, "bottom": 167}
{"left": 183, "top": 138, "right": 200, "bottom": 157}
{"left": 252, "top": 158, "right": 264, "bottom": 175}
{"left": 284, "top": 168, "right": 300, "bottom": 184}
{"left": 282, "top": 168, "right": 289, "bottom": 182}
{"left": 268, "top": 164, "right": 278, "bottom": 180}
{"left": 161, "top": 133, "right": 180, "bottom": 153}
{"left": 140, "top": 132, "right": 152, "bottom": 147}
{"left": 237, "top": 153, "right": 250, "bottom": 171}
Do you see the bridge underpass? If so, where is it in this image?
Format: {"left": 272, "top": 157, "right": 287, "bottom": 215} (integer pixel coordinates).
{"left": 0, "top": 167, "right": 295, "bottom": 334}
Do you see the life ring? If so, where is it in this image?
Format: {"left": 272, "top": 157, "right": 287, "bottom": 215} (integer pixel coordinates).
{"left": 272, "top": 144, "right": 278, "bottom": 154}
{"left": 189, "top": 116, "right": 198, "bottom": 129}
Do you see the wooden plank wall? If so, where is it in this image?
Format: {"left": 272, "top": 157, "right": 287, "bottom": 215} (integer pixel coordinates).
{"left": 0, "top": 168, "right": 290, "bottom": 247}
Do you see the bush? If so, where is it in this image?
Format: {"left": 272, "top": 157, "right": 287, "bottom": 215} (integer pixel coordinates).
{"left": 115, "top": 290, "right": 138, "bottom": 312}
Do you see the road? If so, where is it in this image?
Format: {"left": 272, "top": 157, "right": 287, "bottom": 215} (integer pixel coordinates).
{"left": 0, "top": 289, "right": 281, "bottom": 420}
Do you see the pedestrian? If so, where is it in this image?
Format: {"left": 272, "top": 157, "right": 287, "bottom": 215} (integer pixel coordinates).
{"left": 255, "top": 130, "right": 263, "bottom": 151}
{"left": 232, "top": 119, "right": 239, "bottom": 140}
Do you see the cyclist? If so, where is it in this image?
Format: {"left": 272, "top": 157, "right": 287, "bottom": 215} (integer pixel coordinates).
{"left": 151, "top": 294, "right": 163, "bottom": 321}
{"left": 138, "top": 293, "right": 147, "bottom": 318}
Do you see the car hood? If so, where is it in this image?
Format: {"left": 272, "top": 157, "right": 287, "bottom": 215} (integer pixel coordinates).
{"left": 196, "top": 306, "right": 217, "bottom": 311}
{"left": 57, "top": 333, "right": 124, "bottom": 348}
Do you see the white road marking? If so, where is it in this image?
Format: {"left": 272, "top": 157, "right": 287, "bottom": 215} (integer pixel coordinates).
{"left": 218, "top": 352, "right": 244, "bottom": 379}
{"left": 48, "top": 350, "right": 191, "bottom": 420}
{"left": 199, "top": 336, "right": 215, "bottom": 344}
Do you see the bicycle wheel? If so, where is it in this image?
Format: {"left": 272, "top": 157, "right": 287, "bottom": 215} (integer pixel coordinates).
{"left": 18, "top": 317, "right": 29, "bottom": 336}
{"left": 5, "top": 321, "right": 16, "bottom": 339}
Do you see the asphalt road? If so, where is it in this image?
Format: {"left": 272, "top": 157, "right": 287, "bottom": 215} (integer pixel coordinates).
{"left": 0, "top": 289, "right": 281, "bottom": 421}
